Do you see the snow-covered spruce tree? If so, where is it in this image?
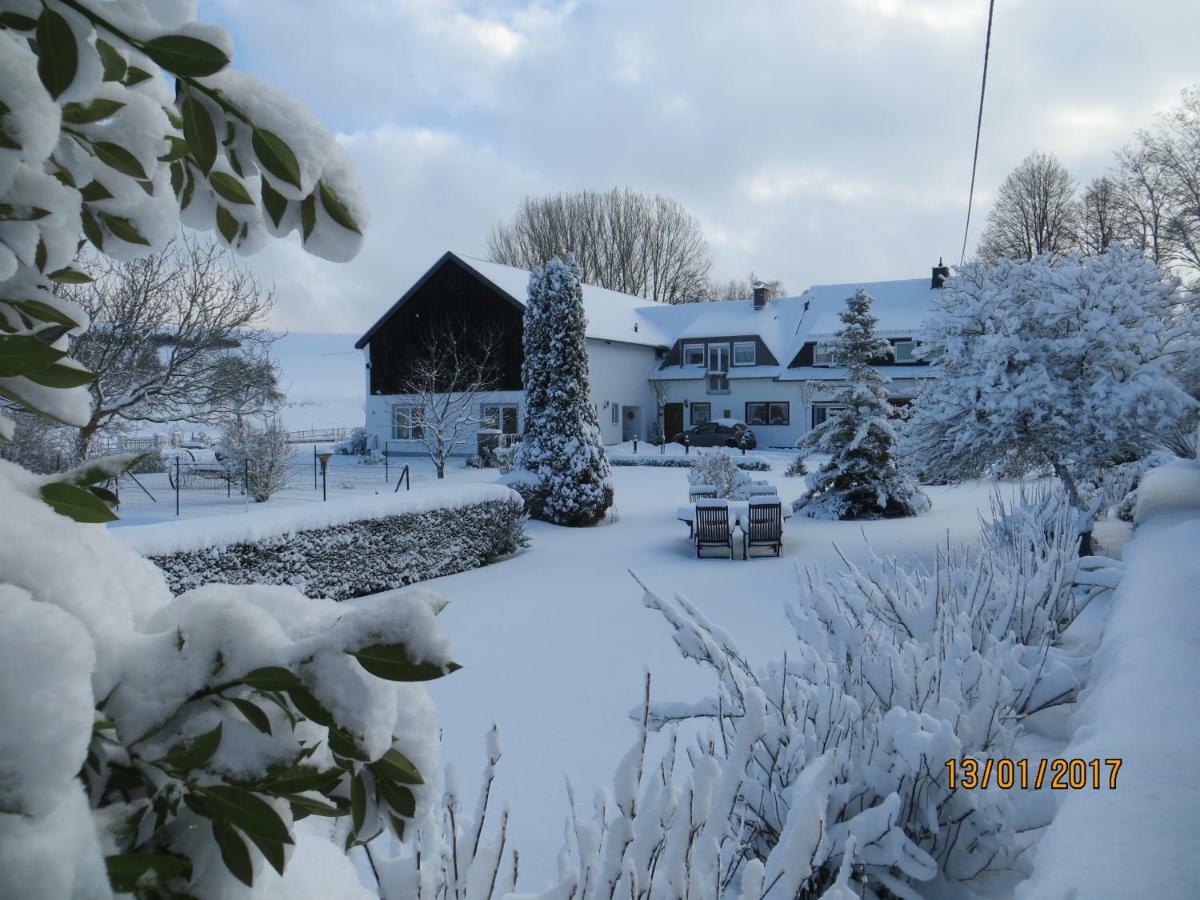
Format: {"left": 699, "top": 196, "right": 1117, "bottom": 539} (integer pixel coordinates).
{"left": 796, "top": 289, "right": 929, "bottom": 519}
{"left": 0, "top": 7, "right": 460, "bottom": 898}
{"left": 903, "top": 245, "right": 1197, "bottom": 552}
{"left": 510, "top": 254, "right": 613, "bottom": 525}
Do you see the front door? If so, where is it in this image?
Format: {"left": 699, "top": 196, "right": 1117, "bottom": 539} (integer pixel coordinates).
{"left": 664, "top": 403, "right": 684, "bottom": 442}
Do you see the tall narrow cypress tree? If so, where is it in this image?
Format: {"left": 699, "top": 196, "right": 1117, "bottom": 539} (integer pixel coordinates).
{"left": 797, "top": 289, "right": 929, "bottom": 519}
{"left": 513, "top": 254, "right": 614, "bottom": 525}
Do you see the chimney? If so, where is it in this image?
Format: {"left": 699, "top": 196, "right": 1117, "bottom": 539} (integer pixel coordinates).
{"left": 752, "top": 281, "right": 769, "bottom": 310}
{"left": 931, "top": 258, "right": 950, "bottom": 289}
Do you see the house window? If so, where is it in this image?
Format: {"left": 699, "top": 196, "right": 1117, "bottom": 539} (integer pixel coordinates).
{"left": 813, "top": 343, "right": 838, "bottom": 366}
{"left": 746, "top": 402, "right": 790, "bottom": 426}
{"left": 733, "top": 341, "right": 756, "bottom": 366}
{"left": 893, "top": 340, "right": 918, "bottom": 363}
{"left": 708, "top": 344, "right": 730, "bottom": 372}
{"left": 690, "top": 402, "right": 711, "bottom": 425}
{"left": 682, "top": 343, "right": 705, "bottom": 366}
{"left": 611, "top": 403, "right": 619, "bottom": 425}
{"left": 391, "top": 405, "right": 423, "bottom": 440}
{"left": 811, "top": 403, "right": 846, "bottom": 429}
{"left": 482, "top": 404, "right": 519, "bottom": 434}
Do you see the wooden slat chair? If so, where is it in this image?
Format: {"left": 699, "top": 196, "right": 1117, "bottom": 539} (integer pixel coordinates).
{"left": 743, "top": 501, "right": 783, "bottom": 558}
{"left": 749, "top": 484, "right": 778, "bottom": 497}
{"left": 694, "top": 500, "right": 734, "bottom": 559}
{"left": 689, "top": 483, "right": 718, "bottom": 502}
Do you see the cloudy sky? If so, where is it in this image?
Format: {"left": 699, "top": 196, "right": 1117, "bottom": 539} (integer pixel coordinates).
{"left": 199, "top": 0, "right": 1200, "bottom": 334}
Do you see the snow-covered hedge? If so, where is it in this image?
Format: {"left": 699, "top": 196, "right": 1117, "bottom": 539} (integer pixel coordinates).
{"left": 609, "top": 454, "right": 771, "bottom": 471}
{"left": 119, "top": 485, "right": 527, "bottom": 600}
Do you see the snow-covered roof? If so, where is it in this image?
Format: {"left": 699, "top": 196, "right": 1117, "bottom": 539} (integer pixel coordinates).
{"left": 800, "top": 278, "right": 936, "bottom": 337}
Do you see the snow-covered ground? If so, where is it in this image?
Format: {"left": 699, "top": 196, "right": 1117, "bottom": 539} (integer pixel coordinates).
{"left": 343, "top": 451, "right": 1013, "bottom": 886}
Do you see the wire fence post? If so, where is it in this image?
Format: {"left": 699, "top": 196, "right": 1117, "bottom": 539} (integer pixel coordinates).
{"left": 313, "top": 445, "right": 318, "bottom": 490}
{"left": 384, "top": 442, "right": 389, "bottom": 483}
{"left": 174, "top": 456, "right": 180, "bottom": 516}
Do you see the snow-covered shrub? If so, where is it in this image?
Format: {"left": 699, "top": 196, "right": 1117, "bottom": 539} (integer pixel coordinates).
{"left": 688, "top": 449, "right": 753, "bottom": 499}
{"left": 336, "top": 427, "right": 370, "bottom": 456}
{"left": 489, "top": 442, "right": 518, "bottom": 473}
{"left": 784, "top": 454, "right": 808, "bottom": 477}
{"left": 903, "top": 246, "right": 1196, "bottom": 519}
{"left": 609, "top": 454, "right": 771, "bottom": 471}
{"left": 797, "top": 289, "right": 928, "bottom": 520}
{"left": 513, "top": 255, "right": 613, "bottom": 525}
{"left": 137, "top": 492, "right": 528, "bottom": 600}
{"left": 0, "top": 410, "right": 72, "bottom": 473}
{"left": 636, "top": 485, "right": 1114, "bottom": 898}
{"left": 220, "top": 417, "right": 291, "bottom": 502}
{"left": 0, "top": 460, "right": 453, "bottom": 898}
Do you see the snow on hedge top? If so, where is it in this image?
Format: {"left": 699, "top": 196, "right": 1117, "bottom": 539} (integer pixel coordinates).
{"left": 1133, "top": 458, "right": 1200, "bottom": 525}
{"left": 116, "top": 483, "right": 522, "bottom": 556}
{"left": 452, "top": 253, "right": 672, "bottom": 347}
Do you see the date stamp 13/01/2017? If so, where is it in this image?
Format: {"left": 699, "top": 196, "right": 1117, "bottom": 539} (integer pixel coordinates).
{"left": 945, "top": 758, "right": 1122, "bottom": 790}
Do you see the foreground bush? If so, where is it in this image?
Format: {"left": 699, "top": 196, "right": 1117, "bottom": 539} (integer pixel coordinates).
{"left": 687, "top": 449, "right": 754, "bottom": 498}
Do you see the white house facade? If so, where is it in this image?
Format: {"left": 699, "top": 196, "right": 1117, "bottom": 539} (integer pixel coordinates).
{"left": 355, "top": 252, "right": 948, "bottom": 456}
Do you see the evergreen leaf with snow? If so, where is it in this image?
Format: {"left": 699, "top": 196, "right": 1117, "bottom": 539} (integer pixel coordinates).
{"left": 511, "top": 254, "right": 613, "bottom": 525}
{"left": 796, "top": 289, "right": 929, "bottom": 519}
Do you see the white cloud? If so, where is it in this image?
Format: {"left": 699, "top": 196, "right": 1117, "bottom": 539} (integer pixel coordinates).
{"left": 198, "top": 0, "right": 1200, "bottom": 330}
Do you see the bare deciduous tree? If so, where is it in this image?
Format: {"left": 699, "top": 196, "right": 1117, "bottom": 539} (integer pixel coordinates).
{"left": 60, "top": 234, "right": 278, "bottom": 459}
{"left": 704, "top": 272, "right": 787, "bottom": 301}
{"left": 487, "top": 187, "right": 712, "bottom": 304}
{"left": 977, "top": 151, "right": 1080, "bottom": 263}
{"left": 1112, "top": 142, "right": 1172, "bottom": 265}
{"left": 1143, "top": 86, "right": 1200, "bottom": 282}
{"left": 391, "top": 320, "right": 502, "bottom": 478}
{"left": 1080, "top": 177, "right": 1120, "bottom": 255}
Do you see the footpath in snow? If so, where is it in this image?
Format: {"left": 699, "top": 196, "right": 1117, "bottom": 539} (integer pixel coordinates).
{"left": 1019, "top": 459, "right": 1200, "bottom": 899}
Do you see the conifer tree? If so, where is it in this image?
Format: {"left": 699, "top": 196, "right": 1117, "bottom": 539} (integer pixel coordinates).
{"left": 797, "top": 289, "right": 930, "bottom": 519}
{"left": 514, "top": 254, "right": 614, "bottom": 524}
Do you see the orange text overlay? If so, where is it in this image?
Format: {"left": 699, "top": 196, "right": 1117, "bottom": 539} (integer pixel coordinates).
{"left": 945, "top": 758, "right": 1122, "bottom": 790}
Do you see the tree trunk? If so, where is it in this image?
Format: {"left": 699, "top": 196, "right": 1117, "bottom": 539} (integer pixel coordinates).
{"left": 76, "top": 420, "right": 101, "bottom": 462}
{"left": 1053, "top": 462, "right": 1093, "bottom": 557}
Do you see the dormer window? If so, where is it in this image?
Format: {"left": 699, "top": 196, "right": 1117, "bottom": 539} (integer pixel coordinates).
{"left": 893, "top": 340, "right": 918, "bottom": 363}
{"left": 813, "top": 343, "right": 838, "bottom": 366}
{"left": 732, "top": 341, "right": 756, "bottom": 366}
{"left": 682, "top": 343, "right": 705, "bottom": 366}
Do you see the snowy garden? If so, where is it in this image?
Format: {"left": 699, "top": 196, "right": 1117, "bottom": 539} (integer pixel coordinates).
{"left": 2, "top": 2, "right": 1200, "bottom": 899}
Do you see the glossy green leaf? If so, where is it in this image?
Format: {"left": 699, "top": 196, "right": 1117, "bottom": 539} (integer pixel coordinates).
{"left": 182, "top": 95, "right": 217, "bottom": 173}
{"left": 350, "top": 771, "right": 367, "bottom": 833}
{"left": 93, "top": 141, "right": 148, "bottom": 180}
{"left": 285, "top": 684, "right": 334, "bottom": 726}
{"left": 24, "top": 360, "right": 96, "bottom": 389}
{"left": 351, "top": 644, "right": 462, "bottom": 682}
{"left": 0, "top": 333, "right": 63, "bottom": 377}
{"left": 210, "top": 171, "right": 253, "bottom": 205}
{"left": 240, "top": 667, "right": 302, "bottom": 691}
{"left": 36, "top": 9, "right": 78, "bottom": 100}
{"left": 371, "top": 747, "right": 424, "bottom": 785}
{"left": 377, "top": 778, "right": 416, "bottom": 818}
{"left": 0, "top": 203, "right": 50, "bottom": 222}
{"left": 159, "top": 135, "right": 190, "bottom": 163}
{"left": 246, "top": 831, "right": 286, "bottom": 877}
{"left": 62, "top": 98, "right": 125, "bottom": 124}
{"left": 162, "top": 721, "right": 223, "bottom": 771}
{"left": 300, "top": 194, "right": 316, "bottom": 240}
{"left": 81, "top": 208, "right": 104, "bottom": 250}
{"left": 285, "top": 793, "right": 344, "bottom": 818}
{"left": 318, "top": 181, "right": 361, "bottom": 234}
{"left": 95, "top": 39, "right": 127, "bottom": 82}
{"left": 198, "top": 786, "right": 293, "bottom": 844}
{"left": 328, "top": 727, "right": 370, "bottom": 762}
{"left": 261, "top": 180, "right": 288, "bottom": 228}
{"left": 261, "top": 766, "right": 341, "bottom": 795}
{"left": 40, "top": 481, "right": 118, "bottom": 523}
{"left": 79, "top": 180, "right": 113, "bottom": 202}
{"left": 143, "top": 34, "right": 231, "bottom": 77}
{"left": 252, "top": 128, "right": 301, "bottom": 189}
{"left": 124, "top": 66, "right": 153, "bottom": 86}
{"left": 216, "top": 205, "right": 239, "bottom": 244}
{"left": 0, "top": 12, "right": 37, "bottom": 30}
{"left": 47, "top": 267, "right": 92, "bottom": 284}
{"left": 211, "top": 820, "right": 254, "bottom": 888}
{"left": 229, "top": 697, "right": 271, "bottom": 735}
{"left": 6, "top": 299, "right": 79, "bottom": 329}
{"left": 105, "top": 853, "right": 192, "bottom": 892}
{"left": 101, "top": 213, "right": 150, "bottom": 246}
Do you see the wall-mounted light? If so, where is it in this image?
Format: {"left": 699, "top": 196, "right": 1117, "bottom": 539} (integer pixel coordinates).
{"left": 683, "top": 399, "right": 689, "bottom": 408}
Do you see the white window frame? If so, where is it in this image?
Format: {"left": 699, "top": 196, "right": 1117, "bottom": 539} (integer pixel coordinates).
{"left": 708, "top": 344, "right": 730, "bottom": 372}
{"left": 682, "top": 343, "right": 705, "bottom": 366}
{"left": 813, "top": 343, "right": 838, "bottom": 366}
{"left": 690, "top": 402, "right": 711, "bottom": 425}
{"left": 482, "top": 403, "right": 519, "bottom": 434}
{"left": 732, "top": 341, "right": 756, "bottom": 366}
{"left": 391, "top": 404, "right": 423, "bottom": 440}
{"left": 893, "top": 340, "right": 918, "bottom": 363}
{"left": 811, "top": 403, "right": 846, "bottom": 429}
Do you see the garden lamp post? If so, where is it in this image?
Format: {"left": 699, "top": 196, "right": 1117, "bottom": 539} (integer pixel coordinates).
{"left": 317, "top": 449, "right": 332, "bottom": 501}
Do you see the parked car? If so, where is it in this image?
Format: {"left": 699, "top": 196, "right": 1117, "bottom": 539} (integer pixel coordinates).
{"left": 672, "top": 419, "right": 757, "bottom": 449}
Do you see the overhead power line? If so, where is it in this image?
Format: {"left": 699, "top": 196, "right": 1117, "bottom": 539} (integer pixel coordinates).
{"left": 960, "top": 0, "right": 997, "bottom": 266}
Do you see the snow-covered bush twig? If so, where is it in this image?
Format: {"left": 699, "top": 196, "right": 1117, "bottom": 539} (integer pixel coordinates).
{"left": 688, "top": 449, "right": 754, "bottom": 499}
